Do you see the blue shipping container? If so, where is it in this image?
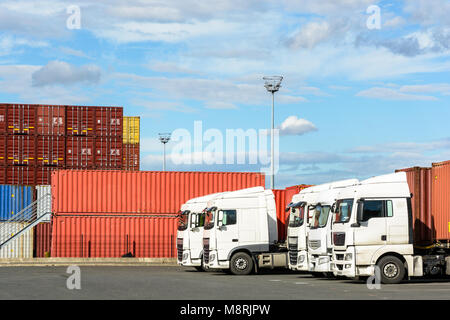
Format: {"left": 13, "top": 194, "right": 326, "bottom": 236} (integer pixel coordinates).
{"left": 0, "top": 185, "right": 34, "bottom": 221}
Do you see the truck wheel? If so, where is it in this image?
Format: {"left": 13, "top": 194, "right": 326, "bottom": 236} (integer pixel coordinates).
{"left": 230, "top": 252, "right": 254, "bottom": 275}
{"left": 377, "top": 256, "right": 405, "bottom": 284}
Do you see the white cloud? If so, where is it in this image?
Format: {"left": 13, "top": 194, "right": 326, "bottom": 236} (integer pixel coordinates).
{"left": 278, "top": 116, "right": 317, "bottom": 136}
{"left": 287, "top": 21, "right": 332, "bottom": 49}
{"left": 356, "top": 87, "right": 438, "bottom": 101}
{"left": 298, "top": 86, "right": 330, "bottom": 97}
{"left": 31, "top": 60, "right": 101, "bottom": 87}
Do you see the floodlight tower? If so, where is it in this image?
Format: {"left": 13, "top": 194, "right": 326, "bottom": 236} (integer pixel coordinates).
{"left": 263, "top": 75, "right": 283, "bottom": 190}
{"left": 158, "top": 133, "right": 171, "bottom": 171}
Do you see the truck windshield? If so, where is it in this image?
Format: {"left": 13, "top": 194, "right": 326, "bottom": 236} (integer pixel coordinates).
{"left": 288, "top": 206, "right": 305, "bottom": 228}
{"left": 310, "top": 205, "right": 331, "bottom": 229}
{"left": 177, "top": 212, "right": 189, "bottom": 231}
{"left": 334, "top": 199, "right": 354, "bottom": 223}
{"left": 204, "top": 209, "right": 216, "bottom": 230}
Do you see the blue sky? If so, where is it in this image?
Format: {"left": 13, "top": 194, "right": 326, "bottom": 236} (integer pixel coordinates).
{"left": 0, "top": 0, "right": 449, "bottom": 188}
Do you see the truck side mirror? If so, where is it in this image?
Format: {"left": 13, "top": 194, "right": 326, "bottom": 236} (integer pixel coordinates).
{"left": 331, "top": 202, "right": 337, "bottom": 213}
{"left": 190, "top": 214, "right": 196, "bottom": 228}
{"left": 352, "top": 199, "right": 364, "bottom": 227}
{"left": 217, "top": 210, "right": 224, "bottom": 227}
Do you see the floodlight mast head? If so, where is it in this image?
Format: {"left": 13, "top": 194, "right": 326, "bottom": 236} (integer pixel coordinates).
{"left": 263, "top": 76, "right": 283, "bottom": 94}
{"left": 158, "top": 133, "right": 171, "bottom": 144}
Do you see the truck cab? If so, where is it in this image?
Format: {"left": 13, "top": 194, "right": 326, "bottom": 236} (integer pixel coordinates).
{"left": 331, "top": 172, "right": 416, "bottom": 283}
{"left": 307, "top": 179, "right": 359, "bottom": 275}
{"left": 177, "top": 192, "right": 227, "bottom": 271}
{"left": 203, "top": 187, "right": 285, "bottom": 275}
{"left": 287, "top": 184, "right": 332, "bottom": 271}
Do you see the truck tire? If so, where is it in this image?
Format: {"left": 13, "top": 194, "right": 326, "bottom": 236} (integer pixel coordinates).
{"left": 230, "top": 252, "right": 254, "bottom": 275}
{"left": 377, "top": 256, "right": 405, "bottom": 284}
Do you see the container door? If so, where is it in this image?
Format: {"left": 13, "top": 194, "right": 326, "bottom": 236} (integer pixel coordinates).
{"left": 216, "top": 209, "right": 239, "bottom": 261}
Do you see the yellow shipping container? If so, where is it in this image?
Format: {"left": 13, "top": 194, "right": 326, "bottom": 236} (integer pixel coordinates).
{"left": 123, "top": 116, "right": 140, "bottom": 144}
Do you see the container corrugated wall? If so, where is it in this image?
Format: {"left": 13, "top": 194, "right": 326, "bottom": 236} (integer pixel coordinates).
{"left": 0, "top": 222, "right": 33, "bottom": 258}
{"left": 273, "top": 189, "right": 287, "bottom": 242}
{"left": 36, "top": 185, "right": 52, "bottom": 222}
{"left": 51, "top": 215, "right": 177, "bottom": 258}
{"left": 52, "top": 171, "right": 266, "bottom": 215}
{"left": 396, "top": 167, "right": 433, "bottom": 244}
{"left": 431, "top": 160, "right": 450, "bottom": 241}
{"left": 0, "top": 185, "right": 34, "bottom": 221}
{"left": 285, "top": 184, "right": 313, "bottom": 205}
{"left": 33, "top": 222, "right": 52, "bottom": 257}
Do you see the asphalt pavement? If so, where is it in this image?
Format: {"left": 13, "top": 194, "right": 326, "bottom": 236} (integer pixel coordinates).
{"left": 0, "top": 266, "right": 449, "bottom": 300}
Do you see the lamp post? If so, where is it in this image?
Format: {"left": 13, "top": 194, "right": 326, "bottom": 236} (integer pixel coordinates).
{"left": 158, "top": 133, "right": 171, "bottom": 171}
{"left": 263, "top": 76, "right": 283, "bottom": 190}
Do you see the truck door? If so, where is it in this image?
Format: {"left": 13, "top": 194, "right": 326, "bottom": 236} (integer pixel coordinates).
{"left": 189, "top": 212, "right": 204, "bottom": 259}
{"left": 354, "top": 199, "right": 387, "bottom": 247}
{"left": 216, "top": 209, "right": 239, "bottom": 261}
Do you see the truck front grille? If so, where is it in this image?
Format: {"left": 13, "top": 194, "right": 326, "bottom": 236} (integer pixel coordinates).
{"left": 177, "top": 238, "right": 183, "bottom": 261}
{"left": 289, "top": 251, "right": 297, "bottom": 265}
{"left": 203, "top": 238, "right": 210, "bottom": 264}
{"left": 333, "top": 232, "right": 345, "bottom": 246}
{"left": 308, "top": 240, "right": 321, "bottom": 250}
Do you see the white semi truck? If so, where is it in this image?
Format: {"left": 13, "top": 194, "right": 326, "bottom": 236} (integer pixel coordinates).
{"left": 307, "top": 179, "right": 359, "bottom": 276}
{"left": 286, "top": 183, "right": 336, "bottom": 272}
{"left": 177, "top": 192, "right": 227, "bottom": 271}
{"left": 331, "top": 172, "right": 450, "bottom": 284}
{"left": 202, "top": 187, "right": 288, "bottom": 275}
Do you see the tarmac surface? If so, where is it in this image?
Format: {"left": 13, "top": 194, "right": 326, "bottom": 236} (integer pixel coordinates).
{"left": 0, "top": 265, "right": 449, "bottom": 300}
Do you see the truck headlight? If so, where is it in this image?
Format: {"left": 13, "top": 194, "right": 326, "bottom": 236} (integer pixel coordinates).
{"left": 182, "top": 252, "right": 189, "bottom": 261}
{"left": 318, "top": 257, "right": 329, "bottom": 265}
{"left": 344, "top": 253, "right": 352, "bottom": 261}
{"left": 345, "top": 264, "right": 351, "bottom": 269}
{"left": 298, "top": 255, "right": 305, "bottom": 263}
{"left": 209, "top": 253, "right": 216, "bottom": 262}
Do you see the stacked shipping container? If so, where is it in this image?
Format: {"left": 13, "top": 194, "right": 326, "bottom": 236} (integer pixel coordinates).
{"left": 0, "top": 104, "right": 126, "bottom": 185}
{"left": 431, "top": 160, "right": 450, "bottom": 242}
{"left": 123, "top": 117, "right": 140, "bottom": 171}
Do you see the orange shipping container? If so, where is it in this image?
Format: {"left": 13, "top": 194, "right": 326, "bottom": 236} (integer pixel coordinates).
{"left": 273, "top": 189, "right": 287, "bottom": 242}
{"left": 52, "top": 170, "right": 266, "bottom": 215}
{"left": 396, "top": 167, "right": 433, "bottom": 244}
{"left": 431, "top": 160, "right": 450, "bottom": 242}
{"left": 51, "top": 215, "right": 178, "bottom": 258}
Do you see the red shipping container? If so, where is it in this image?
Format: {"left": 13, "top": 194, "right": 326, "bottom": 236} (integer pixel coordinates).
{"left": 95, "top": 136, "right": 122, "bottom": 169}
{"left": 36, "top": 166, "right": 65, "bottom": 185}
{"left": 6, "top": 135, "right": 36, "bottom": 165}
{"left": 396, "top": 167, "right": 433, "bottom": 244}
{"left": 0, "top": 135, "right": 6, "bottom": 165}
{"left": 4, "top": 166, "right": 35, "bottom": 185}
{"left": 36, "top": 105, "right": 65, "bottom": 135}
{"left": 0, "top": 105, "right": 6, "bottom": 134}
{"left": 34, "top": 222, "right": 52, "bottom": 257}
{"left": 66, "top": 136, "right": 95, "bottom": 168}
{"left": 66, "top": 106, "right": 95, "bottom": 136}
{"left": 36, "top": 136, "right": 65, "bottom": 167}
{"left": 273, "top": 189, "right": 287, "bottom": 242}
{"left": 6, "top": 104, "right": 36, "bottom": 135}
{"left": 285, "top": 184, "right": 313, "bottom": 204}
{"left": 95, "top": 107, "right": 123, "bottom": 137}
{"left": 52, "top": 170, "right": 266, "bottom": 215}
{"left": 431, "top": 160, "right": 450, "bottom": 242}
{"left": 123, "top": 143, "right": 140, "bottom": 171}
{"left": 51, "top": 215, "right": 178, "bottom": 258}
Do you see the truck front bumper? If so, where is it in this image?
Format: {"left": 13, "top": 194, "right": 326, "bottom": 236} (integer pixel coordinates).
{"left": 309, "top": 254, "right": 332, "bottom": 273}
{"left": 205, "top": 249, "right": 229, "bottom": 269}
{"left": 331, "top": 247, "right": 356, "bottom": 278}
{"left": 179, "top": 250, "right": 202, "bottom": 267}
{"left": 288, "top": 250, "right": 309, "bottom": 271}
